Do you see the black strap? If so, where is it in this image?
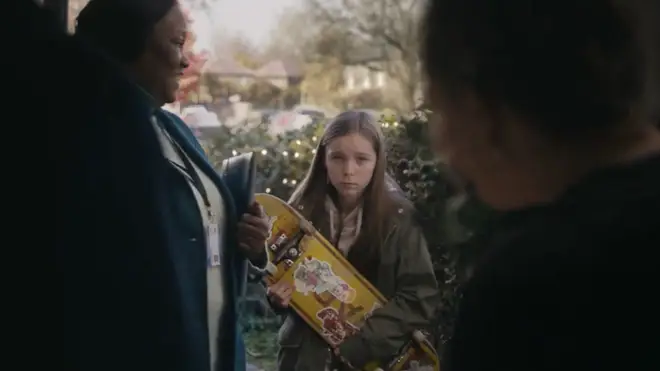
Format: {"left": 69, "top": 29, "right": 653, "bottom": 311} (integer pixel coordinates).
{"left": 159, "top": 123, "right": 212, "bottom": 215}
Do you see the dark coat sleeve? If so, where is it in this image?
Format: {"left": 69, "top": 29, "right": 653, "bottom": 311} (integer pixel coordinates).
{"left": 338, "top": 215, "right": 440, "bottom": 368}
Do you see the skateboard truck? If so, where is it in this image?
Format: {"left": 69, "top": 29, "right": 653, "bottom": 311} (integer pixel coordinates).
{"left": 269, "top": 219, "right": 316, "bottom": 268}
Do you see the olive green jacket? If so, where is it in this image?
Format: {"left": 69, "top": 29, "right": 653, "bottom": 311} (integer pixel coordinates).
{"left": 275, "top": 205, "right": 440, "bottom": 371}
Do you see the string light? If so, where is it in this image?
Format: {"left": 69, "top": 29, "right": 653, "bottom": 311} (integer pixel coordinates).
{"left": 312, "top": 136, "right": 317, "bottom": 141}
{"left": 232, "top": 150, "right": 238, "bottom": 156}
{"left": 282, "top": 178, "right": 288, "bottom": 184}
{"left": 296, "top": 140, "right": 301, "bottom": 145}
{"left": 294, "top": 152, "right": 300, "bottom": 158}
{"left": 291, "top": 180, "right": 297, "bottom": 185}
{"left": 261, "top": 149, "right": 267, "bottom": 155}
{"left": 265, "top": 188, "right": 271, "bottom": 193}
{"left": 283, "top": 151, "right": 289, "bottom": 157}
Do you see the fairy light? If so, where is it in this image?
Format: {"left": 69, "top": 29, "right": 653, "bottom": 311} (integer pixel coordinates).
{"left": 312, "top": 149, "right": 316, "bottom": 154}
{"left": 291, "top": 180, "right": 297, "bottom": 185}
{"left": 232, "top": 150, "right": 238, "bottom": 156}
{"left": 294, "top": 152, "right": 300, "bottom": 158}
{"left": 296, "top": 140, "right": 301, "bottom": 145}
{"left": 265, "top": 188, "right": 271, "bottom": 193}
{"left": 282, "top": 178, "right": 288, "bottom": 184}
{"left": 312, "top": 136, "right": 317, "bottom": 141}
{"left": 261, "top": 149, "right": 267, "bottom": 155}
{"left": 283, "top": 151, "right": 289, "bottom": 157}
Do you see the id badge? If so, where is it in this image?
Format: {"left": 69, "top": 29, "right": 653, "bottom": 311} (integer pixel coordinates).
{"left": 207, "top": 223, "right": 221, "bottom": 267}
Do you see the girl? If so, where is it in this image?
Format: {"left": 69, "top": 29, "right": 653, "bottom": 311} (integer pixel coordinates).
{"left": 267, "top": 111, "right": 440, "bottom": 371}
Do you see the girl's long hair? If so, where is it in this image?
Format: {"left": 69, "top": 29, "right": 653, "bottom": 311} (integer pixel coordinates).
{"left": 289, "top": 111, "right": 404, "bottom": 264}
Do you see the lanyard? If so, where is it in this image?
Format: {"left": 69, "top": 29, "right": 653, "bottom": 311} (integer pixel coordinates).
{"left": 159, "top": 123, "right": 213, "bottom": 221}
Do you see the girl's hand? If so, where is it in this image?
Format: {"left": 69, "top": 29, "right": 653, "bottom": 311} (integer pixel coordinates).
{"left": 267, "top": 280, "right": 293, "bottom": 308}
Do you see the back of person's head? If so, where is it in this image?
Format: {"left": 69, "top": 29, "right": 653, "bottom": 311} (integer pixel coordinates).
{"left": 420, "top": 0, "right": 660, "bottom": 210}
{"left": 422, "top": 0, "right": 647, "bottom": 135}
{"left": 75, "top": 0, "right": 177, "bottom": 62}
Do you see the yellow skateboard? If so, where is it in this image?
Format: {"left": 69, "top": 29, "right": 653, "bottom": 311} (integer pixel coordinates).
{"left": 256, "top": 193, "right": 440, "bottom": 371}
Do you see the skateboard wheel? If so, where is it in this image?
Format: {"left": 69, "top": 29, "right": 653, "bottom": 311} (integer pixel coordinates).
{"left": 412, "top": 330, "right": 426, "bottom": 343}
{"left": 284, "top": 259, "right": 294, "bottom": 267}
{"left": 287, "top": 248, "right": 299, "bottom": 257}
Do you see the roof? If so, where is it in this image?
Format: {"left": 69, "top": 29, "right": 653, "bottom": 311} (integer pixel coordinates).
{"left": 204, "top": 56, "right": 255, "bottom": 76}
{"left": 256, "top": 59, "right": 303, "bottom": 78}
{"left": 345, "top": 44, "right": 388, "bottom": 65}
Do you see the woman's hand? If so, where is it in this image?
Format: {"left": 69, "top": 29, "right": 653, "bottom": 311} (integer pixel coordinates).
{"left": 237, "top": 202, "right": 270, "bottom": 260}
{"left": 267, "top": 280, "right": 293, "bottom": 308}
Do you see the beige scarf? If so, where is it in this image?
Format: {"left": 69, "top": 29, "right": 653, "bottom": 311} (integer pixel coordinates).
{"left": 325, "top": 197, "right": 363, "bottom": 255}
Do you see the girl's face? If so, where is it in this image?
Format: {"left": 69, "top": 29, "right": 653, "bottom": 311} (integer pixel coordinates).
{"left": 324, "top": 133, "right": 377, "bottom": 206}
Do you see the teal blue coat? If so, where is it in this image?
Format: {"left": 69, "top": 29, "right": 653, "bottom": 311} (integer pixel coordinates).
{"left": 154, "top": 109, "right": 254, "bottom": 371}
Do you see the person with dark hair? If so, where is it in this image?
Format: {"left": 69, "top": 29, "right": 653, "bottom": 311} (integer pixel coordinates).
{"left": 12, "top": 0, "right": 266, "bottom": 370}
{"left": 68, "top": 1, "right": 271, "bottom": 371}
{"left": 421, "top": 0, "right": 660, "bottom": 370}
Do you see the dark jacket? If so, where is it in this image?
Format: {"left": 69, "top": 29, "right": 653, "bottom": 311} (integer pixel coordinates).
{"left": 443, "top": 154, "right": 660, "bottom": 371}
{"left": 276, "top": 204, "right": 440, "bottom": 371}
{"left": 25, "top": 1, "right": 252, "bottom": 369}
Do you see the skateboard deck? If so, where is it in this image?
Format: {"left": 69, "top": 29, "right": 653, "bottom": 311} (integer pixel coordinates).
{"left": 256, "top": 193, "right": 440, "bottom": 371}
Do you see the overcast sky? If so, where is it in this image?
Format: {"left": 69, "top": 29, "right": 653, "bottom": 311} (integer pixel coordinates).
{"left": 189, "top": 0, "right": 302, "bottom": 52}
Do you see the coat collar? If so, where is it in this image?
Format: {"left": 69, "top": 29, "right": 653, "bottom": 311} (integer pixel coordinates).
{"left": 153, "top": 110, "right": 239, "bottom": 250}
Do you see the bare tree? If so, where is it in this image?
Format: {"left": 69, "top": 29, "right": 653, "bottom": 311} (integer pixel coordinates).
{"left": 263, "top": 4, "right": 355, "bottom": 63}
{"left": 262, "top": 5, "right": 355, "bottom": 109}
{"left": 305, "top": 0, "right": 425, "bottom": 110}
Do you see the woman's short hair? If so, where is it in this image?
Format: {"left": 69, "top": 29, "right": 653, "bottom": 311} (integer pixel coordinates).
{"left": 75, "top": 0, "right": 176, "bottom": 62}
{"left": 422, "top": 0, "right": 648, "bottom": 135}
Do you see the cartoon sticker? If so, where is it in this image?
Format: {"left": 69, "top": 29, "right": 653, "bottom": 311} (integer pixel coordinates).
{"left": 266, "top": 215, "right": 278, "bottom": 240}
{"left": 263, "top": 216, "right": 280, "bottom": 274}
{"left": 293, "top": 257, "right": 357, "bottom": 303}
{"left": 316, "top": 307, "right": 359, "bottom": 346}
{"left": 363, "top": 302, "right": 382, "bottom": 320}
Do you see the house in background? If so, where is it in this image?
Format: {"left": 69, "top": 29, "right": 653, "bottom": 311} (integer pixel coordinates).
{"left": 256, "top": 59, "right": 303, "bottom": 90}
{"left": 342, "top": 46, "right": 389, "bottom": 93}
{"left": 204, "top": 56, "right": 256, "bottom": 88}
{"left": 204, "top": 56, "right": 303, "bottom": 92}
{"left": 340, "top": 44, "right": 422, "bottom": 111}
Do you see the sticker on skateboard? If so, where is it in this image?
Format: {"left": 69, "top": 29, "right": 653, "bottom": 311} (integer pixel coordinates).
{"left": 316, "top": 307, "right": 359, "bottom": 345}
{"left": 293, "top": 256, "right": 357, "bottom": 304}
{"left": 256, "top": 193, "right": 440, "bottom": 371}
{"left": 266, "top": 215, "right": 278, "bottom": 239}
{"left": 263, "top": 216, "right": 281, "bottom": 274}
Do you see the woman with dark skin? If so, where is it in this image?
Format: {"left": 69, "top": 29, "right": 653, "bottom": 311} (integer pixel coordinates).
{"left": 75, "top": 1, "right": 270, "bottom": 371}
{"left": 421, "top": 0, "right": 660, "bottom": 370}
